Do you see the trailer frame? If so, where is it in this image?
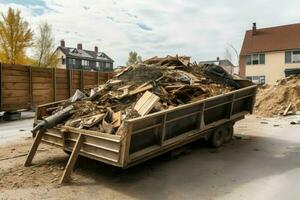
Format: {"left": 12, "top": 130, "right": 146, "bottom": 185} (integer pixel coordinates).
{"left": 25, "top": 80, "right": 257, "bottom": 183}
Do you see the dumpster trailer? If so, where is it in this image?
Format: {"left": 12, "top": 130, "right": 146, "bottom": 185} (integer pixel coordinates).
{"left": 24, "top": 79, "right": 257, "bottom": 184}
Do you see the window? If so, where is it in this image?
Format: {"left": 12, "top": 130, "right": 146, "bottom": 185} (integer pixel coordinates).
{"left": 62, "top": 56, "right": 66, "bottom": 65}
{"left": 69, "top": 58, "right": 76, "bottom": 65}
{"left": 285, "top": 51, "right": 300, "bottom": 63}
{"left": 246, "top": 54, "right": 265, "bottom": 65}
{"left": 246, "top": 56, "right": 251, "bottom": 65}
{"left": 81, "top": 60, "right": 89, "bottom": 66}
{"left": 105, "top": 62, "right": 111, "bottom": 69}
{"left": 247, "top": 75, "right": 265, "bottom": 84}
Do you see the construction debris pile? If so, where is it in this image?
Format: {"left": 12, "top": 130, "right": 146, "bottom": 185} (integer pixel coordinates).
{"left": 255, "top": 75, "right": 300, "bottom": 117}
{"left": 35, "top": 55, "right": 240, "bottom": 136}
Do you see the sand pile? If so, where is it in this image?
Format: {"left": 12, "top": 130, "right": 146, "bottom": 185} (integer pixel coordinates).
{"left": 254, "top": 75, "right": 300, "bottom": 117}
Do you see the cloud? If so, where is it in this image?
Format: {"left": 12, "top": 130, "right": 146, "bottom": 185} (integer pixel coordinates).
{"left": 136, "top": 22, "right": 152, "bottom": 31}
{"left": 1, "top": 0, "right": 300, "bottom": 66}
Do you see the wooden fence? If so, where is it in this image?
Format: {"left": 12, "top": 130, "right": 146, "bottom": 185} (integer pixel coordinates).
{"left": 0, "top": 63, "right": 114, "bottom": 111}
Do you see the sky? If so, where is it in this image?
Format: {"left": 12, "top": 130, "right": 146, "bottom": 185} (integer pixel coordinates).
{"left": 1, "top": 0, "right": 300, "bottom": 66}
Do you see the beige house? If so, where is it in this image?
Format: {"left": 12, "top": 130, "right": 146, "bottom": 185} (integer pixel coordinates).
{"left": 239, "top": 23, "right": 300, "bottom": 84}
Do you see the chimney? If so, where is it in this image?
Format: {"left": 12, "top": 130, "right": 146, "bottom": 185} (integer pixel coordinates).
{"left": 77, "top": 43, "right": 82, "bottom": 50}
{"left": 60, "top": 39, "right": 65, "bottom": 47}
{"left": 252, "top": 22, "right": 257, "bottom": 35}
{"left": 94, "top": 46, "right": 98, "bottom": 53}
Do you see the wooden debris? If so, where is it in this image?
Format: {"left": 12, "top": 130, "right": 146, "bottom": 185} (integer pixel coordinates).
{"left": 129, "top": 84, "right": 153, "bottom": 96}
{"left": 134, "top": 91, "right": 160, "bottom": 116}
{"left": 108, "top": 79, "right": 122, "bottom": 86}
{"left": 283, "top": 103, "right": 292, "bottom": 116}
{"left": 112, "top": 111, "right": 122, "bottom": 128}
{"left": 117, "top": 85, "right": 132, "bottom": 98}
{"left": 115, "top": 66, "right": 132, "bottom": 77}
{"left": 101, "top": 119, "right": 114, "bottom": 134}
{"left": 179, "top": 71, "right": 200, "bottom": 84}
{"left": 65, "top": 118, "right": 82, "bottom": 127}
{"left": 165, "top": 85, "right": 185, "bottom": 90}
{"left": 167, "top": 66, "right": 184, "bottom": 70}
{"left": 39, "top": 55, "right": 236, "bottom": 136}
{"left": 115, "top": 122, "right": 127, "bottom": 136}
{"left": 81, "top": 113, "right": 105, "bottom": 128}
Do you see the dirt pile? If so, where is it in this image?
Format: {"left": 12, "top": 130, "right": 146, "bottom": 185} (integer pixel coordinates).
{"left": 254, "top": 75, "right": 300, "bottom": 117}
{"left": 36, "top": 55, "right": 240, "bottom": 136}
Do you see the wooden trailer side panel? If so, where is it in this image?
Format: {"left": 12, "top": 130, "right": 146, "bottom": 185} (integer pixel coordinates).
{"left": 33, "top": 83, "right": 257, "bottom": 169}
{"left": 124, "top": 85, "right": 257, "bottom": 167}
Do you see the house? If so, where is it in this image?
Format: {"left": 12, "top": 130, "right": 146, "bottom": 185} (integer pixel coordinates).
{"left": 239, "top": 23, "right": 300, "bottom": 84}
{"left": 199, "top": 57, "right": 235, "bottom": 74}
{"left": 55, "top": 40, "right": 114, "bottom": 71}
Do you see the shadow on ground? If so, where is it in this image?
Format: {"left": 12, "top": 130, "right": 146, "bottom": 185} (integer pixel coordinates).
{"left": 53, "top": 134, "right": 300, "bottom": 199}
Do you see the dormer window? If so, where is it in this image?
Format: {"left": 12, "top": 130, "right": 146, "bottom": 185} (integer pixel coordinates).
{"left": 72, "top": 49, "right": 78, "bottom": 54}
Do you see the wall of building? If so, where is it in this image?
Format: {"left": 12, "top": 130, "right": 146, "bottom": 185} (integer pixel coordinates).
{"left": 221, "top": 65, "right": 233, "bottom": 75}
{"left": 56, "top": 49, "right": 66, "bottom": 69}
{"left": 244, "top": 51, "right": 300, "bottom": 84}
{"left": 239, "top": 56, "right": 246, "bottom": 77}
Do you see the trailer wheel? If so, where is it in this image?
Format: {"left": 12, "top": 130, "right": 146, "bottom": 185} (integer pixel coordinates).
{"left": 209, "top": 127, "right": 225, "bottom": 148}
{"left": 223, "top": 124, "right": 234, "bottom": 143}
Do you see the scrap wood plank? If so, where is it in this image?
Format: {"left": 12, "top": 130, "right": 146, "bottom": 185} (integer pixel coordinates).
{"left": 134, "top": 91, "right": 160, "bottom": 116}
{"left": 283, "top": 103, "right": 292, "bottom": 116}
{"left": 129, "top": 84, "right": 153, "bottom": 96}
{"left": 135, "top": 81, "right": 151, "bottom": 90}
{"left": 24, "top": 129, "right": 45, "bottom": 167}
{"left": 60, "top": 134, "right": 84, "bottom": 184}
{"left": 165, "top": 84, "right": 185, "bottom": 90}
{"left": 112, "top": 111, "right": 122, "bottom": 128}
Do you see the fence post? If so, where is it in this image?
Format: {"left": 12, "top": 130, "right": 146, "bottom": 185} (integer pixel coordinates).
{"left": 68, "top": 69, "right": 72, "bottom": 97}
{"left": 0, "top": 63, "right": 2, "bottom": 111}
{"left": 80, "top": 70, "right": 84, "bottom": 90}
{"left": 97, "top": 71, "right": 99, "bottom": 86}
{"left": 52, "top": 68, "right": 56, "bottom": 101}
{"left": 29, "top": 66, "right": 33, "bottom": 109}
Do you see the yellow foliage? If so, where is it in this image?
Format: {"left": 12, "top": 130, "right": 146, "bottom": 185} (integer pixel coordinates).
{"left": 0, "top": 7, "right": 33, "bottom": 65}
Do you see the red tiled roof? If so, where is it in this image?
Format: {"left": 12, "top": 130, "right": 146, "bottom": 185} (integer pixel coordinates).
{"left": 240, "top": 23, "right": 300, "bottom": 56}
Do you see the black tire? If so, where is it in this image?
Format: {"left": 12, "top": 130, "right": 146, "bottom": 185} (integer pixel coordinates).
{"left": 223, "top": 125, "right": 234, "bottom": 143}
{"left": 209, "top": 127, "right": 225, "bottom": 148}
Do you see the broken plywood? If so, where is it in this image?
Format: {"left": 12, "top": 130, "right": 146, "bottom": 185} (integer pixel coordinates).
{"left": 134, "top": 91, "right": 160, "bottom": 116}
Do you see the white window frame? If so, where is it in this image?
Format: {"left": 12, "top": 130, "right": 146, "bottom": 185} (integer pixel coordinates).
{"left": 69, "top": 58, "right": 76, "bottom": 65}
{"left": 105, "top": 62, "right": 111, "bottom": 69}
{"left": 81, "top": 60, "right": 89, "bottom": 66}
{"left": 246, "top": 54, "right": 265, "bottom": 65}
{"left": 292, "top": 51, "right": 300, "bottom": 63}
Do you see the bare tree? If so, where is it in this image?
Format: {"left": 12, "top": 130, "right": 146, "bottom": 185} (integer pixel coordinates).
{"left": 227, "top": 43, "right": 239, "bottom": 63}
{"left": 33, "top": 22, "right": 58, "bottom": 68}
{"left": 224, "top": 48, "right": 232, "bottom": 62}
